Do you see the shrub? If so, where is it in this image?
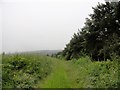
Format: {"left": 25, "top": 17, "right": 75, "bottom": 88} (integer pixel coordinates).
{"left": 2, "top": 54, "right": 52, "bottom": 88}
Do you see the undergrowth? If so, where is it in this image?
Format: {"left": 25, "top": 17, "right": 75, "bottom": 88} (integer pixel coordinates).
{"left": 2, "top": 54, "right": 119, "bottom": 88}
{"left": 2, "top": 54, "right": 53, "bottom": 88}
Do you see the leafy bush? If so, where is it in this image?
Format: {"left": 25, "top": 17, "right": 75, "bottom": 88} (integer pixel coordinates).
{"left": 69, "top": 56, "right": 119, "bottom": 88}
{"left": 2, "top": 54, "right": 53, "bottom": 88}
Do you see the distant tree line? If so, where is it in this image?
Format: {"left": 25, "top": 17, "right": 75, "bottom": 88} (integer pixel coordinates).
{"left": 60, "top": 2, "right": 120, "bottom": 61}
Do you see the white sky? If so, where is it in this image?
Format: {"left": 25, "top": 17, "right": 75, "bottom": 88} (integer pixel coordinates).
{"left": 0, "top": 0, "right": 105, "bottom": 53}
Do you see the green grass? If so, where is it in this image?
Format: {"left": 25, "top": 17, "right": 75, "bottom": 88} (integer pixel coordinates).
{"left": 2, "top": 54, "right": 119, "bottom": 88}
{"left": 39, "top": 60, "right": 71, "bottom": 88}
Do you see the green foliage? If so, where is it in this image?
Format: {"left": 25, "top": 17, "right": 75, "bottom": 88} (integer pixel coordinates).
{"left": 62, "top": 31, "right": 86, "bottom": 60}
{"left": 62, "top": 1, "right": 120, "bottom": 61}
{"left": 2, "top": 54, "right": 53, "bottom": 88}
{"left": 88, "top": 61, "right": 118, "bottom": 88}
{"left": 68, "top": 57, "right": 119, "bottom": 88}
{"left": 2, "top": 54, "right": 119, "bottom": 88}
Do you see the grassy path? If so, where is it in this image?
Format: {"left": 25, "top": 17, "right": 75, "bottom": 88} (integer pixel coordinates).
{"left": 39, "top": 60, "right": 72, "bottom": 88}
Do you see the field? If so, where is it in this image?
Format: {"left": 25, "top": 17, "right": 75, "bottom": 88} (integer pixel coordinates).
{"left": 2, "top": 54, "right": 119, "bottom": 88}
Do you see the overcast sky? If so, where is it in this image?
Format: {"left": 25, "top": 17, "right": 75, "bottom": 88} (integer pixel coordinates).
{"left": 0, "top": 0, "right": 105, "bottom": 53}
